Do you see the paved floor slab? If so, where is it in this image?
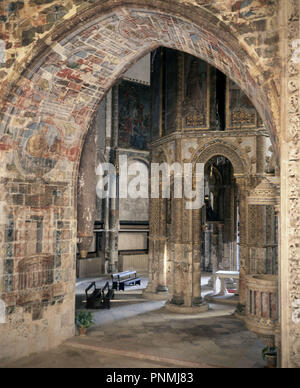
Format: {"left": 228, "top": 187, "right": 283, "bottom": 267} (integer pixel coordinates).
{"left": 2, "top": 274, "right": 265, "bottom": 368}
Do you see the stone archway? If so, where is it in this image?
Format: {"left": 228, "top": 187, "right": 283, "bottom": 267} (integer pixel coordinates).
{"left": 192, "top": 140, "right": 249, "bottom": 308}
{"left": 192, "top": 140, "right": 248, "bottom": 177}
{"left": 0, "top": 3, "right": 281, "bottom": 363}
{"left": 0, "top": 5, "right": 280, "bottom": 173}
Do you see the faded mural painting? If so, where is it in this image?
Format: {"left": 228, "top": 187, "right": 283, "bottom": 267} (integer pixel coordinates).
{"left": 221, "top": 0, "right": 277, "bottom": 22}
{"left": 183, "top": 55, "right": 208, "bottom": 130}
{"left": 227, "top": 79, "right": 258, "bottom": 129}
{"left": 119, "top": 81, "right": 151, "bottom": 150}
{"left": 17, "top": 121, "right": 79, "bottom": 176}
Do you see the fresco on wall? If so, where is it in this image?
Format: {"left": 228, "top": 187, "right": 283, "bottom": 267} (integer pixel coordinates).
{"left": 119, "top": 80, "right": 150, "bottom": 150}
{"left": 183, "top": 54, "right": 208, "bottom": 129}
{"left": 227, "top": 79, "right": 257, "bottom": 129}
{"left": 230, "top": 0, "right": 273, "bottom": 18}
{"left": 163, "top": 48, "right": 178, "bottom": 136}
{"left": 17, "top": 121, "right": 80, "bottom": 176}
{"left": 218, "top": 0, "right": 277, "bottom": 24}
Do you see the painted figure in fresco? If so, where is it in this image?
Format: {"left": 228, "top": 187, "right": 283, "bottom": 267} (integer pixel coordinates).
{"left": 183, "top": 58, "right": 206, "bottom": 117}
{"left": 119, "top": 81, "right": 150, "bottom": 150}
{"left": 20, "top": 122, "right": 79, "bottom": 175}
{"left": 231, "top": 0, "right": 271, "bottom": 19}
{"left": 26, "top": 124, "right": 71, "bottom": 161}
{"left": 26, "top": 127, "right": 49, "bottom": 159}
{"left": 131, "top": 102, "right": 148, "bottom": 149}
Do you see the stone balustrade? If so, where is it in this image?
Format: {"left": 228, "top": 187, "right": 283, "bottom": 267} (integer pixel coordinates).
{"left": 245, "top": 274, "right": 279, "bottom": 339}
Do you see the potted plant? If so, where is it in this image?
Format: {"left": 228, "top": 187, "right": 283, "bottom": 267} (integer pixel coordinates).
{"left": 75, "top": 311, "right": 94, "bottom": 336}
{"left": 262, "top": 346, "right": 277, "bottom": 368}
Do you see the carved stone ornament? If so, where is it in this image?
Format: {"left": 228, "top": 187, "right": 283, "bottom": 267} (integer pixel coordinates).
{"left": 231, "top": 110, "right": 256, "bottom": 125}
{"left": 248, "top": 177, "right": 279, "bottom": 206}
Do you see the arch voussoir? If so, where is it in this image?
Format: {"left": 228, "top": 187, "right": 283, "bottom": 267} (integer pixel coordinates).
{"left": 0, "top": 6, "right": 277, "bottom": 181}
{"left": 193, "top": 140, "right": 248, "bottom": 177}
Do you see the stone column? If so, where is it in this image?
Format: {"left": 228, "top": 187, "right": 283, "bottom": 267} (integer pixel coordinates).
{"left": 156, "top": 197, "right": 168, "bottom": 293}
{"left": 167, "top": 201, "right": 208, "bottom": 313}
{"left": 234, "top": 185, "right": 240, "bottom": 272}
{"left": 170, "top": 138, "right": 195, "bottom": 308}
{"left": 256, "top": 135, "right": 267, "bottom": 175}
{"left": 274, "top": 198, "right": 281, "bottom": 367}
{"left": 169, "top": 138, "right": 184, "bottom": 305}
{"left": 204, "top": 224, "right": 211, "bottom": 271}
{"left": 104, "top": 90, "right": 112, "bottom": 272}
{"left": 223, "top": 180, "right": 236, "bottom": 271}
{"left": 144, "top": 157, "right": 169, "bottom": 299}
{"left": 167, "top": 138, "right": 208, "bottom": 313}
{"left": 170, "top": 53, "right": 186, "bottom": 304}
{"left": 108, "top": 85, "right": 120, "bottom": 273}
{"left": 77, "top": 119, "right": 97, "bottom": 259}
{"left": 145, "top": 179, "right": 158, "bottom": 295}
{"left": 217, "top": 222, "right": 224, "bottom": 268}
{"left": 235, "top": 177, "right": 249, "bottom": 315}
{"left": 192, "top": 207, "right": 202, "bottom": 305}
{"left": 175, "top": 202, "right": 194, "bottom": 308}
{"left": 211, "top": 223, "right": 219, "bottom": 293}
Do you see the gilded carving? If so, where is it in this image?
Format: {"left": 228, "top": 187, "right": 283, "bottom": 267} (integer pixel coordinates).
{"left": 231, "top": 111, "right": 256, "bottom": 125}
{"left": 185, "top": 113, "right": 206, "bottom": 128}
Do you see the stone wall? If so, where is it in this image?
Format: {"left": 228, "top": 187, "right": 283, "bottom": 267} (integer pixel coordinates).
{"left": 279, "top": 0, "right": 300, "bottom": 369}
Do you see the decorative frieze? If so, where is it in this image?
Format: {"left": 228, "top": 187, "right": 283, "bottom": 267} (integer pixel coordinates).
{"left": 280, "top": 0, "right": 300, "bottom": 368}
{"left": 245, "top": 274, "right": 279, "bottom": 340}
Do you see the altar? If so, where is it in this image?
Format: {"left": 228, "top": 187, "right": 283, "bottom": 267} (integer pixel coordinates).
{"left": 214, "top": 270, "right": 240, "bottom": 296}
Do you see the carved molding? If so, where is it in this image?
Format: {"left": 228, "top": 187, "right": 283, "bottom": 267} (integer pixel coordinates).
{"left": 192, "top": 139, "right": 248, "bottom": 176}
{"left": 248, "top": 177, "right": 279, "bottom": 206}
{"left": 282, "top": 0, "right": 300, "bottom": 368}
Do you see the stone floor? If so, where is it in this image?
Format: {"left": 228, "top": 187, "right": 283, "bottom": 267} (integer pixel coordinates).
{"left": 2, "top": 273, "right": 266, "bottom": 368}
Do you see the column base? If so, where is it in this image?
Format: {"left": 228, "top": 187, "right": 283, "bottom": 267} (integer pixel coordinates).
{"left": 165, "top": 301, "right": 209, "bottom": 314}
{"left": 156, "top": 285, "right": 168, "bottom": 293}
{"left": 143, "top": 290, "right": 171, "bottom": 301}
{"left": 204, "top": 292, "right": 239, "bottom": 306}
{"left": 234, "top": 303, "right": 246, "bottom": 319}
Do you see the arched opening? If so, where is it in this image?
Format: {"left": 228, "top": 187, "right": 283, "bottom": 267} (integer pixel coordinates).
{"left": 0, "top": 3, "right": 285, "bottom": 368}
{"left": 201, "top": 156, "right": 239, "bottom": 299}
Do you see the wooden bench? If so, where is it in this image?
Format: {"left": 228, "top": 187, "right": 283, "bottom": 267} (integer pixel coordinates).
{"left": 101, "top": 281, "right": 115, "bottom": 309}
{"left": 85, "top": 281, "right": 102, "bottom": 309}
{"left": 111, "top": 270, "right": 132, "bottom": 290}
{"left": 85, "top": 281, "right": 115, "bottom": 310}
{"left": 111, "top": 270, "right": 141, "bottom": 291}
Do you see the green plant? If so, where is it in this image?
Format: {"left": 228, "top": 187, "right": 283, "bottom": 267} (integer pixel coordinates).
{"left": 262, "top": 346, "right": 277, "bottom": 361}
{"left": 75, "top": 311, "right": 94, "bottom": 329}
